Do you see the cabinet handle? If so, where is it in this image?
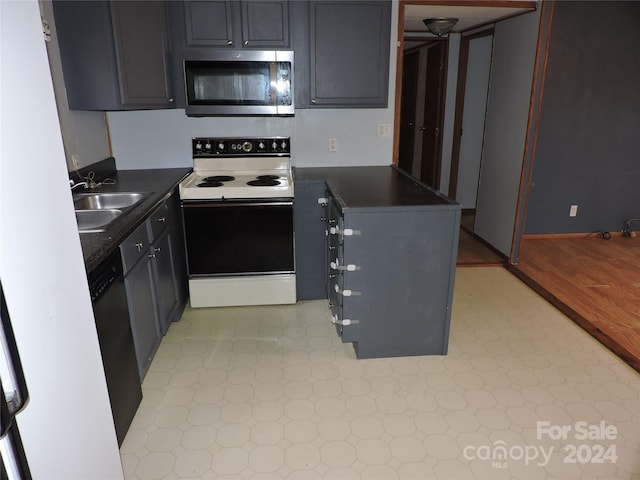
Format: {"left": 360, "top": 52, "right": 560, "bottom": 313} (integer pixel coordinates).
{"left": 168, "top": 98, "right": 174, "bottom": 103}
{"left": 320, "top": 216, "right": 327, "bottom": 222}
{"left": 330, "top": 314, "right": 359, "bottom": 326}
{"left": 311, "top": 98, "right": 317, "bottom": 104}
{"left": 334, "top": 285, "right": 360, "bottom": 297}
{"left": 329, "top": 274, "right": 336, "bottom": 279}
{"left": 227, "top": 40, "right": 233, "bottom": 46}
{"left": 135, "top": 242, "right": 144, "bottom": 252}
{"left": 328, "top": 246, "right": 336, "bottom": 250}
{"left": 156, "top": 217, "right": 166, "bottom": 223}
{"left": 328, "top": 219, "right": 337, "bottom": 226}
{"left": 244, "top": 40, "right": 249, "bottom": 46}
{"left": 148, "top": 247, "right": 161, "bottom": 259}
{"left": 317, "top": 197, "right": 328, "bottom": 206}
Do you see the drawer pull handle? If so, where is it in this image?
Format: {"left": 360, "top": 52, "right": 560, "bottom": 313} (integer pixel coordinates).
{"left": 331, "top": 314, "right": 358, "bottom": 326}
{"left": 157, "top": 217, "right": 166, "bottom": 223}
{"left": 336, "top": 264, "right": 360, "bottom": 272}
{"left": 334, "top": 285, "right": 360, "bottom": 297}
{"left": 135, "top": 242, "right": 144, "bottom": 252}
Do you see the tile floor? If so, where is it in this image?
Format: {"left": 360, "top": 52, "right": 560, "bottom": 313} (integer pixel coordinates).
{"left": 121, "top": 267, "right": 640, "bottom": 479}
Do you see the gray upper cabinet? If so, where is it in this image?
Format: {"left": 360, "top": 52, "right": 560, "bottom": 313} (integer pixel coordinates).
{"left": 295, "top": 1, "right": 391, "bottom": 108}
{"left": 183, "top": 1, "right": 290, "bottom": 48}
{"left": 53, "top": 1, "right": 174, "bottom": 110}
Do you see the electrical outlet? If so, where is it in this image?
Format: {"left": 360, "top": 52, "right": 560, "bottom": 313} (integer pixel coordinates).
{"left": 377, "top": 123, "right": 392, "bottom": 137}
{"left": 569, "top": 204, "right": 578, "bottom": 217}
{"left": 328, "top": 137, "right": 338, "bottom": 153}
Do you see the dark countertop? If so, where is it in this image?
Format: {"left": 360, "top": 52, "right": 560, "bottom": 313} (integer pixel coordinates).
{"left": 78, "top": 168, "right": 191, "bottom": 273}
{"left": 293, "top": 165, "right": 457, "bottom": 210}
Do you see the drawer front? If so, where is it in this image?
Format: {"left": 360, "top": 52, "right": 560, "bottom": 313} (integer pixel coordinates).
{"left": 148, "top": 200, "right": 170, "bottom": 241}
{"left": 120, "top": 220, "right": 151, "bottom": 272}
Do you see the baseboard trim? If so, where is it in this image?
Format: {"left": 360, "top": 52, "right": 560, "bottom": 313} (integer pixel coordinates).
{"left": 522, "top": 231, "right": 624, "bottom": 240}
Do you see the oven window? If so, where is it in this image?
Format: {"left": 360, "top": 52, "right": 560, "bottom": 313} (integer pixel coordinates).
{"left": 183, "top": 202, "right": 294, "bottom": 276}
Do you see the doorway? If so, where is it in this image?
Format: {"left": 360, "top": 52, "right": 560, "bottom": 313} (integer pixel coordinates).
{"left": 397, "top": 40, "right": 447, "bottom": 189}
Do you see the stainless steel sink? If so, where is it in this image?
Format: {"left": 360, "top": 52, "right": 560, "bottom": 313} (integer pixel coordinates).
{"left": 73, "top": 192, "right": 149, "bottom": 211}
{"left": 76, "top": 209, "right": 123, "bottom": 233}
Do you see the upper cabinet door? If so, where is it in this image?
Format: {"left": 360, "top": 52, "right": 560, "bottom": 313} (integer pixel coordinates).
{"left": 53, "top": 0, "right": 174, "bottom": 110}
{"left": 240, "top": 1, "right": 290, "bottom": 48}
{"left": 111, "top": 2, "right": 174, "bottom": 108}
{"left": 184, "top": 1, "right": 235, "bottom": 46}
{"left": 308, "top": 1, "right": 391, "bottom": 107}
{"left": 183, "top": 0, "right": 290, "bottom": 48}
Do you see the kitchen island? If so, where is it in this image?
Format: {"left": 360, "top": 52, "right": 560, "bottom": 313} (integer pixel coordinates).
{"left": 294, "top": 165, "right": 460, "bottom": 359}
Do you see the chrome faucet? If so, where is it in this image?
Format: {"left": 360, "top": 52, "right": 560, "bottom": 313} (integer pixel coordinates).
{"left": 69, "top": 179, "right": 88, "bottom": 191}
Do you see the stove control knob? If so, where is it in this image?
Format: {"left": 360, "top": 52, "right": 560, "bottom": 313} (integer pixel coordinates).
{"left": 272, "top": 141, "right": 278, "bottom": 150}
{"left": 258, "top": 141, "right": 266, "bottom": 150}
{"left": 281, "top": 140, "right": 288, "bottom": 150}
{"left": 195, "top": 141, "right": 203, "bottom": 151}
{"left": 217, "top": 142, "right": 225, "bottom": 151}
{"left": 204, "top": 141, "right": 212, "bottom": 152}
{"left": 242, "top": 141, "right": 253, "bottom": 152}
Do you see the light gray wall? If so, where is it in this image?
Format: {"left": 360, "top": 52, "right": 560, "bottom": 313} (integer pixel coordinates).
{"left": 39, "top": 0, "right": 111, "bottom": 171}
{"left": 107, "top": 2, "right": 399, "bottom": 170}
{"left": 474, "top": 8, "right": 541, "bottom": 256}
{"left": 456, "top": 34, "right": 493, "bottom": 209}
{"left": 107, "top": 107, "right": 396, "bottom": 169}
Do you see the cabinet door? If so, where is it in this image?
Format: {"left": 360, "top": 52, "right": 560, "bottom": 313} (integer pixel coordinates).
{"left": 240, "top": 1, "right": 290, "bottom": 48}
{"left": 166, "top": 191, "right": 189, "bottom": 312}
{"left": 184, "top": 0, "right": 235, "bottom": 46}
{"left": 124, "top": 256, "right": 161, "bottom": 381}
{"left": 150, "top": 230, "right": 179, "bottom": 336}
{"left": 183, "top": 0, "right": 289, "bottom": 48}
{"left": 111, "top": 1, "right": 174, "bottom": 108}
{"left": 294, "top": 181, "right": 327, "bottom": 300}
{"left": 307, "top": 1, "right": 391, "bottom": 107}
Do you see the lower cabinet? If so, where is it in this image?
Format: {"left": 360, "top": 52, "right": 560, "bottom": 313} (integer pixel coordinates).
{"left": 123, "top": 249, "right": 160, "bottom": 380}
{"left": 121, "top": 190, "right": 185, "bottom": 380}
{"left": 294, "top": 180, "right": 328, "bottom": 300}
{"left": 149, "top": 228, "right": 179, "bottom": 336}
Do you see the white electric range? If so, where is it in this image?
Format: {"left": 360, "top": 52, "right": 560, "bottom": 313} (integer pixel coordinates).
{"left": 179, "top": 137, "right": 296, "bottom": 308}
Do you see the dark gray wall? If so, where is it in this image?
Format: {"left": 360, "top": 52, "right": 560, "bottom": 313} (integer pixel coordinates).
{"left": 525, "top": 1, "right": 640, "bottom": 234}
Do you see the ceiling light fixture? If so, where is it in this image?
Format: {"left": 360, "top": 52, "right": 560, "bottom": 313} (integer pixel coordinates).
{"left": 423, "top": 17, "right": 458, "bottom": 36}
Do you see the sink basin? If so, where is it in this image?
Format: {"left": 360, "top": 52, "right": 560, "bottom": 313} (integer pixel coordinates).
{"left": 73, "top": 192, "right": 149, "bottom": 211}
{"left": 76, "top": 209, "right": 122, "bottom": 233}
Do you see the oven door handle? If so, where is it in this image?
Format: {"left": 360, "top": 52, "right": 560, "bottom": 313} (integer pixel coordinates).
{"left": 182, "top": 201, "right": 293, "bottom": 208}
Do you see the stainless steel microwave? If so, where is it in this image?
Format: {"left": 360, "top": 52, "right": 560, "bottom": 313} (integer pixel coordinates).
{"left": 184, "top": 50, "right": 294, "bottom": 116}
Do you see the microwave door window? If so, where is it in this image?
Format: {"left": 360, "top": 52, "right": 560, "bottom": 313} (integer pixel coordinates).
{"left": 237, "top": 73, "right": 268, "bottom": 103}
{"left": 189, "top": 63, "right": 271, "bottom": 105}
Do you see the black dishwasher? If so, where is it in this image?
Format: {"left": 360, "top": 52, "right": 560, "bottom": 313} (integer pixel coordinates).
{"left": 88, "top": 250, "right": 142, "bottom": 446}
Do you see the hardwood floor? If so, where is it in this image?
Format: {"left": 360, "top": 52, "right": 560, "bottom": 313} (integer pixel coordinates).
{"left": 511, "top": 236, "right": 640, "bottom": 374}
